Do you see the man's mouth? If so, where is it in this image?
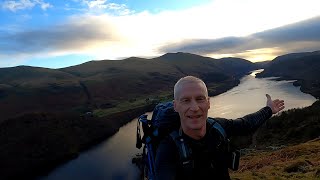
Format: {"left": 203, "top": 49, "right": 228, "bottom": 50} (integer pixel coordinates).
{"left": 187, "top": 115, "right": 202, "bottom": 119}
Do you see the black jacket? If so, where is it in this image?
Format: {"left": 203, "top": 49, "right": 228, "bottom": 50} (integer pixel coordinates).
{"left": 155, "top": 106, "right": 273, "bottom": 180}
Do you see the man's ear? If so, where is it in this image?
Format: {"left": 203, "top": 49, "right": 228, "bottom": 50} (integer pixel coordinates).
{"left": 207, "top": 97, "right": 211, "bottom": 109}
{"left": 173, "top": 100, "right": 177, "bottom": 112}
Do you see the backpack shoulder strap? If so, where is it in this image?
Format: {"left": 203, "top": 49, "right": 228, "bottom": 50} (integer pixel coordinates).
{"left": 207, "top": 118, "right": 227, "bottom": 142}
{"left": 169, "top": 129, "right": 193, "bottom": 168}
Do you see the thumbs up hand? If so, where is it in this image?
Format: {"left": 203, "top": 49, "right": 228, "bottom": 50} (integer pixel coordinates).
{"left": 266, "top": 94, "right": 285, "bottom": 114}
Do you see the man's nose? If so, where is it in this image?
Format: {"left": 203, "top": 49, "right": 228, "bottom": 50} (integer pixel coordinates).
{"left": 189, "top": 100, "right": 200, "bottom": 111}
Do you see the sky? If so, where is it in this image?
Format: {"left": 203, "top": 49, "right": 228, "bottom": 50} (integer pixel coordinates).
{"left": 1, "top": 0, "right": 320, "bottom": 69}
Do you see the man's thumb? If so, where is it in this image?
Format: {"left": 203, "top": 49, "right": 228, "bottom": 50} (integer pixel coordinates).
{"left": 266, "top": 94, "right": 271, "bottom": 100}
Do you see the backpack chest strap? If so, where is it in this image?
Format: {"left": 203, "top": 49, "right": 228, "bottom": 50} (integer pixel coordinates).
{"left": 169, "top": 130, "right": 194, "bottom": 169}
{"left": 169, "top": 119, "right": 229, "bottom": 169}
{"left": 207, "top": 118, "right": 227, "bottom": 142}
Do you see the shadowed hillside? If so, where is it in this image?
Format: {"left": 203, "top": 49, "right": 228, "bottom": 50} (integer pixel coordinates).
{"left": 256, "top": 50, "right": 320, "bottom": 98}
{"left": 154, "top": 52, "right": 257, "bottom": 78}
{"left": 0, "top": 66, "right": 86, "bottom": 122}
{"left": 255, "top": 100, "right": 320, "bottom": 148}
{"left": 257, "top": 51, "right": 320, "bottom": 81}
{"left": 0, "top": 53, "right": 258, "bottom": 122}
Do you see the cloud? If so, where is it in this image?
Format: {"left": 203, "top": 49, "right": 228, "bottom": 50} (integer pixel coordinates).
{"left": 85, "top": 0, "right": 108, "bottom": 9}
{"left": 78, "top": 0, "right": 134, "bottom": 15}
{"left": 0, "top": 15, "right": 120, "bottom": 58}
{"left": 160, "top": 16, "right": 320, "bottom": 61}
{"left": 1, "top": 0, "right": 52, "bottom": 12}
{"left": 160, "top": 37, "right": 251, "bottom": 55}
{"left": 254, "top": 16, "right": 320, "bottom": 44}
{"left": 35, "top": 0, "right": 51, "bottom": 10}
{"left": 1, "top": 0, "right": 35, "bottom": 11}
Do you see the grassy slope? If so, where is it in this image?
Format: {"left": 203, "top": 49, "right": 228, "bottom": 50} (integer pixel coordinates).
{"left": 230, "top": 100, "right": 320, "bottom": 179}
{"left": 0, "top": 53, "right": 258, "bottom": 121}
{"left": 0, "top": 66, "right": 86, "bottom": 122}
{"left": 59, "top": 53, "right": 256, "bottom": 117}
{"left": 255, "top": 101, "right": 320, "bottom": 147}
{"left": 1, "top": 54, "right": 256, "bottom": 121}
{"left": 230, "top": 138, "right": 320, "bottom": 180}
{"left": 61, "top": 57, "right": 184, "bottom": 113}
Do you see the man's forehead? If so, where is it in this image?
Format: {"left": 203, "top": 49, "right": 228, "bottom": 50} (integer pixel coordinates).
{"left": 178, "top": 82, "right": 207, "bottom": 96}
{"left": 179, "top": 81, "right": 206, "bottom": 89}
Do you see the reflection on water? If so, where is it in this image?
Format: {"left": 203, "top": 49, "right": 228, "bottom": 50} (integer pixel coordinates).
{"left": 38, "top": 114, "right": 148, "bottom": 180}
{"left": 209, "top": 69, "right": 316, "bottom": 119}
{"left": 40, "top": 69, "right": 317, "bottom": 180}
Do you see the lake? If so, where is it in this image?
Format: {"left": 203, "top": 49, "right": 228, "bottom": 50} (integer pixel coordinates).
{"left": 39, "top": 69, "right": 317, "bottom": 180}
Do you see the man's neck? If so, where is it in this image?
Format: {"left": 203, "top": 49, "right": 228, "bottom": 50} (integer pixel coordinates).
{"left": 182, "top": 125, "right": 206, "bottom": 140}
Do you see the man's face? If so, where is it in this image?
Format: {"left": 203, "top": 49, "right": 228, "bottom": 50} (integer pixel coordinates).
{"left": 174, "top": 82, "right": 210, "bottom": 131}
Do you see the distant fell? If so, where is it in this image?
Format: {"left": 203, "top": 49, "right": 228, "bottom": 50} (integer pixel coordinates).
{"left": 0, "top": 65, "right": 77, "bottom": 86}
{"left": 256, "top": 50, "right": 320, "bottom": 98}
{"left": 254, "top": 61, "right": 271, "bottom": 69}
{"left": 271, "top": 50, "right": 320, "bottom": 65}
{"left": 0, "top": 52, "right": 257, "bottom": 122}
{"left": 257, "top": 50, "right": 320, "bottom": 81}
{"left": 215, "top": 57, "right": 258, "bottom": 78}
{"left": 155, "top": 52, "right": 257, "bottom": 78}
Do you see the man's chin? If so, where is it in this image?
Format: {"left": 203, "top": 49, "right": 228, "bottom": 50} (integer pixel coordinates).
{"left": 188, "top": 124, "right": 204, "bottom": 130}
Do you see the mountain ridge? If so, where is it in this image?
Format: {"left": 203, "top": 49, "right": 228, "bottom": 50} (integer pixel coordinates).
{"left": 0, "top": 52, "right": 257, "bottom": 122}
{"left": 256, "top": 50, "right": 320, "bottom": 99}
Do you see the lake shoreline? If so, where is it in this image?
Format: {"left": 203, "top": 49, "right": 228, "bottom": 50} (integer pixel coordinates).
{"left": 255, "top": 72, "right": 320, "bottom": 100}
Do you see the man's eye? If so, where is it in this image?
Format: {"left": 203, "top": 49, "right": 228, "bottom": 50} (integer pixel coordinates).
{"left": 197, "top": 97, "right": 206, "bottom": 102}
{"left": 181, "top": 99, "right": 190, "bottom": 103}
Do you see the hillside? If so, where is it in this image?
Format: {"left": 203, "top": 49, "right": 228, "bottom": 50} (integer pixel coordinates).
{"left": 0, "top": 53, "right": 257, "bottom": 122}
{"left": 254, "top": 60, "right": 271, "bottom": 69}
{"left": 256, "top": 51, "right": 320, "bottom": 98}
{"left": 230, "top": 138, "right": 320, "bottom": 180}
{"left": 215, "top": 57, "right": 258, "bottom": 78}
{"left": 257, "top": 51, "right": 320, "bottom": 81}
{"left": 0, "top": 66, "right": 86, "bottom": 121}
{"left": 230, "top": 99, "right": 320, "bottom": 180}
{"left": 254, "top": 100, "right": 320, "bottom": 148}
{"left": 154, "top": 52, "right": 258, "bottom": 78}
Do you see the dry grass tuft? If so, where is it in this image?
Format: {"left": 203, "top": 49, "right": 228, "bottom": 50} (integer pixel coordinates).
{"left": 230, "top": 138, "right": 320, "bottom": 180}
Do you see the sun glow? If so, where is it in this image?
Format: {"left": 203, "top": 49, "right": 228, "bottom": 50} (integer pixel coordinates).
{"left": 208, "top": 47, "right": 284, "bottom": 62}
